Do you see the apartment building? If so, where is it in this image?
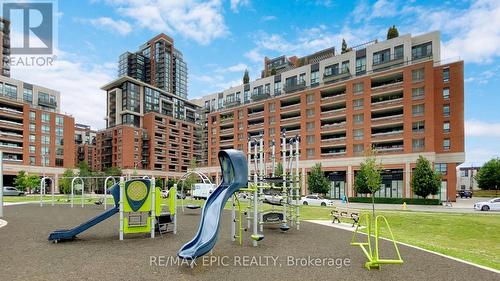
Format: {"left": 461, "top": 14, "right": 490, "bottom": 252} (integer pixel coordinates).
{"left": 74, "top": 123, "right": 97, "bottom": 167}
{"left": 118, "top": 33, "right": 188, "bottom": 98}
{"left": 0, "top": 75, "right": 75, "bottom": 185}
{"left": 457, "top": 166, "right": 480, "bottom": 191}
{"left": 0, "top": 17, "right": 10, "bottom": 77}
{"left": 97, "top": 75, "right": 200, "bottom": 177}
{"left": 194, "top": 31, "right": 464, "bottom": 201}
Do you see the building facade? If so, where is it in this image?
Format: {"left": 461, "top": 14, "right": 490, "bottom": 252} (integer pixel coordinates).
{"left": 457, "top": 166, "right": 480, "bottom": 191}
{"left": 194, "top": 31, "right": 464, "bottom": 201}
{"left": 118, "top": 33, "right": 188, "bottom": 99}
{"left": 0, "top": 17, "right": 10, "bottom": 77}
{"left": 74, "top": 123, "right": 97, "bottom": 167}
{"left": 97, "top": 75, "right": 200, "bottom": 176}
{"left": 0, "top": 75, "right": 75, "bottom": 185}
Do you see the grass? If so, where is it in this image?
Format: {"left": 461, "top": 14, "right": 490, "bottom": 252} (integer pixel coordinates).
{"left": 4, "top": 194, "right": 499, "bottom": 270}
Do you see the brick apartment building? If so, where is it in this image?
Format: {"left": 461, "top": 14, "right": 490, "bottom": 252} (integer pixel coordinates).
{"left": 0, "top": 75, "right": 75, "bottom": 186}
{"left": 192, "top": 31, "right": 464, "bottom": 201}
{"left": 0, "top": 18, "right": 10, "bottom": 77}
{"left": 74, "top": 123, "right": 97, "bottom": 168}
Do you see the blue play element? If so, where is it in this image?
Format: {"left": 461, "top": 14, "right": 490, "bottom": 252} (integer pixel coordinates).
{"left": 48, "top": 183, "right": 121, "bottom": 242}
{"left": 178, "top": 149, "right": 248, "bottom": 260}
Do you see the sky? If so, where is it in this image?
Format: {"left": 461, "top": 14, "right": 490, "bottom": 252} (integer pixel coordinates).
{"left": 8, "top": 0, "right": 500, "bottom": 166}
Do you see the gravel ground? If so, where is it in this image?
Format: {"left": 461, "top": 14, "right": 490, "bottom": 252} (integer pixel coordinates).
{"left": 0, "top": 204, "right": 497, "bottom": 281}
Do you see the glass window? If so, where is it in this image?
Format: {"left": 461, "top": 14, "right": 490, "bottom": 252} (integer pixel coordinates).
{"left": 56, "top": 127, "right": 63, "bottom": 137}
{"left": 42, "top": 135, "right": 50, "bottom": 144}
{"left": 41, "top": 113, "right": 50, "bottom": 123}
{"left": 412, "top": 104, "right": 425, "bottom": 116}
{"left": 30, "top": 156, "right": 36, "bottom": 165}
{"left": 341, "top": 61, "right": 349, "bottom": 73}
{"left": 29, "top": 124, "right": 35, "bottom": 132}
{"left": 269, "top": 102, "right": 275, "bottom": 112}
{"left": 411, "top": 42, "right": 432, "bottom": 60}
{"left": 353, "top": 129, "right": 364, "bottom": 140}
{"left": 412, "top": 139, "right": 425, "bottom": 150}
{"left": 353, "top": 99, "right": 364, "bottom": 109}
{"left": 3, "top": 84, "right": 17, "bottom": 99}
{"left": 353, "top": 82, "right": 364, "bottom": 94}
{"left": 443, "top": 105, "right": 450, "bottom": 117}
{"left": 306, "top": 122, "right": 314, "bottom": 131}
{"left": 355, "top": 57, "right": 366, "bottom": 74}
{"left": 354, "top": 114, "right": 363, "bottom": 124}
{"left": 310, "top": 70, "right": 319, "bottom": 85}
{"left": 55, "top": 115, "right": 64, "bottom": 126}
{"left": 273, "top": 82, "right": 281, "bottom": 96}
{"left": 443, "top": 139, "right": 450, "bottom": 150}
{"left": 41, "top": 125, "right": 50, "bottom": 134}
{"left": 23, "top": 89, "right": 33, "bottom": 104}
{"left": 306, "top": 108, "right": 314, "bottom": 117}
{"left": 443, "top": 88, "right": 450, "bottom": 99}
{"left": 373, "top": 48, "right": 390, "bottom": 65}
{"left": 306, "top": 148, "right": 314, "bottom": 158}
{"left": 443, "top": 122, "right": 450, "bottom": 133}
{"left": 29, "top": 134, "right": 35, "bottom": 142}
{"left": 412, "top": 87, "right": 425, "bottom": 100}
{"left": 443, "top": 68, "right": 450, "bottom": 82}
{"left": 298, "top": 73, "right": 306, "bottom": 84}
{"left": 412, "top": 121, "right": 425, "bottom": 132}
{"left": 324, "top": 64, "right": 339, "bottom": 76}
{"left": 412, "top": 68, "right": 425, "bottom": 81}
{"left": 306, "top": 93, "right": 314, "bottom": 104}
{"left": 394, "top": 45, "right": 404, "bottom": 60}
{"left": 269, "top": 128, "right": 275, "bottom": 136}
{"left": 435, "top": 163, "right": 447, "bottom": 175}
{"left": 29, "top": 111, "right": 36, "bottom": 121}
{"left": 244, "top": 90, "right": 249, "bottom": 102}
{"left": 306, "top": 135, "right": 315, "bottom": 144}
{"left": 29, "top": 145, "right": 35, "bottom": 154}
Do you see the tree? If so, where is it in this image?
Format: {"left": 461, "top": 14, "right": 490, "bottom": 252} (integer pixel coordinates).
{"left": 307, "top": 163, "right": 330, "bottom": 195}
{"left": 243, "top": 69, "right": 250, "bottom": 84}
{"left": 270, "top": 67, "right": 277, "bottom": 75}
{"left": 354, "top": 169, "right": 371, "bottom": 194}
{"left": 387, "top": 25, "right": 399, "bottom": 40}
{"left": 59, "top": 169, "right": 75, "bottom": 195}
{"left": 475, "top": 158, "right": 500, "bottom": 191}
{"left": 13, "top": 171, "right": 28, "bottom": 191}
{"left": 167, "top": 178, "right": 178, "bottom": 189}
{"left": 25, "top": 174, "right": 40, "bottom": 194}
{"left": 341, "top": 38, "right": 348, "bottom": 54}
{"left": 411, "top": 156, "right": 441, "bottom": 199}
{"left": 356, "top": 150, "right": 382, "bottom": 217}
{"left": 183, "top": 158, "right": 199, "bottom": 191}
{"left": 105, "top": 166, "right": 122, "bottom": 176}
{"left": 275, "top": 162, "right": 283, "bottom": 177}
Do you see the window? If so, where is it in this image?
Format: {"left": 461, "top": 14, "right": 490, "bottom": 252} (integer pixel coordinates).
{"left": 56, "top": 127, "right": 63, "bottom": 137}
{"left": 41, "top": 125, "right": 50, "bottom": 134}
{"left": 29, "top": 124, "right": 35, "bottom": 132}
{"left": 394, "top": 45, "right": 404, "bottom": 60}
{"left": 353, "top": 144, "right": 364, "bottom": 154}
{"left": 306, "top": 122, "right": 315, "bottom": 132}
{"left": 353, "top": 82, "right": 364, "bottom": 94}
{"left": 412, "top": 139, "right": 425, "bottom": 151}
{"left": 306, "top": 93, "right": 314, "bottom": 104}
{"left": 42, "top": 135, "right": 50, "bottom": 144}
{"left": 41, "top": 146, "right": 49, "bottom": 156}
{"left": 23, "top": 88, "right": 33, "bottom": 104}
{"left": 443, "top": 139, "right": 450, "bottom": 150}
{"left": 269, "top": 128, "right": 275, "bottom": 136}
{"left": 353, "top": 129, "right": 364, "bottom": 140}
{"left": 269, "top": 116, "right": 275, "bottom": 124}
{"left": 41, "top": 113, "right": 50, "bottom": 123}
{"left": 443, "top": 122, "right": 450, "bottom": 133}
{"left": 310, "top": 70, "right": 319, "bottom": 85}
{"left": 55, "top": 115, "right": 64, "bottom": 126}
{"left": 443, "top": 68, "right": 450, "bottom": 82}
{"left": 356, "top": 57, "right": 366, "bottom": 74}
{"left": 298, "top": 73, "right": 306, "bottom": 84}
{"left": 324, "top": 64, "right": 339, "bottom": 76}
{"left": 244, "top": 90, "right": 249, "bottom": 102}
{"left": 29, "top": 145, "right": 35, "bottom": 154}
{"left": 341, "top": 60, "right": 349, "bottom": 73}
{"left": 412, "top": 87, "right": 425, "bottom": 100}
{"left": 29, "top": 156, "right": 35, "bottom": 165}
{"left": 29, "top": 111, "right": 36, "bottom": 121}
{"left": 3, "top": 84, "right": 17, "bottom": 99}
{"left": 306, "top": 108, "right": 314, "bottom": 117}
{"left": 353, "top": 99, "right": 364, "bottom": 110}
{"left": 306, "top": 148, "right": 315, "bottom": 158}
{"left": 412, "top": 68, "right": 425, "bottom": 82}
{"left": 269, "top": 103, "right": 275, "bottom": 112}
{"left": 412, "top": 121, "right": 425, "bottom": 132}
{"left": 443, "top": 87, "right": 450, "bottom": 99}
{"left": 306, "top": 135, "right": 315, "bottom": 144}
{"left": 236, "top": 92, "right": 240, "bottom": 101}
{"left": 412, "top": 104, "right": 425, "bottom": 116}
{"left": 29, "top": 134, "right": 35, "bottom": 142}
{"left": 373, "top": 49, "right": 390, "bottom": 65}
{"left": 353, "top": 114, "right": 363, "bottom": 124}
{"left": 435, "top": 163, "right": 447, "bottom": 175}
{"left": 412, "top": 42, "right": 432, "bottom": 60}
{"left": 273, "top": 82, "right": 281, "bottom": 95}
{"left": 443, "top": 105, "right": 450, "bottom": 117}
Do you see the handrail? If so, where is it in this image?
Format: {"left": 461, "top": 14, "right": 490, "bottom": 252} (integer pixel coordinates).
{"left": 70, "top": 177, "right": 85, "bottom": 208}
{"left": 39, "top": 177, "right": 54, "bottom": 207}
{"left": 103, "top": 176, "right": 116, "bottom": 210}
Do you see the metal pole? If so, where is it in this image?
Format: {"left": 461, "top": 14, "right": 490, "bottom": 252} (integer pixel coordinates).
{"left": 247, "top": 138, "right": 252, "bottom": 232}
{"left": 259, "top": 136, "right": 264, "bottom": 233}
{"left": 173, "top": 183, "right": 178, "bottom": 235}
{"left": 51, "top": 177, "right": 54, "bottom": 207}
{"left": 40, "top": 178, "right": 44, "bottom": 207}
{"left": 0, "top": 151, "right": 3, "bottom": 218}
{"left": 295, "top": 137, "right": 300, "bottom": 230}
{"left": 231, "top": 195, "right": 236, "bottom": 242}
{"left": 119, "top": 177, "right": 124, "bottom": 241}
{"left": 104, "top": 176, "right": 116, "bottom": 210}
{"left": 150, "top": 177, "right": 155, "bottom": 239}
{"left": 282, "top": 132, "right": 287, "bottom": 226}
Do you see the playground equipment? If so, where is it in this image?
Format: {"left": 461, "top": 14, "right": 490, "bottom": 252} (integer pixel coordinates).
{"left": 48, "top": 177, "right": 177, "bottom": 242}
{"left": 177, "top": 171, "right": 213, "bottom": 211}
{"left": 0, "top": 152, "right": 3, "bottom": 218}
{"left": 236, "top": 130, "right": 301, "bottom": 246}
{"left": 178, "top": 149, "right": 248, "bottom": 260}
{"left": 39, "top": 177, "right": 54, "bottom": 207}
{"left": 350, "top": 213, "right": 404, "bottom": 270}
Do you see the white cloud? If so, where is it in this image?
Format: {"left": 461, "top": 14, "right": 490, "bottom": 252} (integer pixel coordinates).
{"left": 219, "top": 63, "right": 248, "bottom": 73}
{"left": 260, "top": 15, "right": 277, "bottom": 22}
{"left": 10, "top": 51, "right": 114, "bottom": 129}
{"left": 465, "top": 120, "right": 500, "bottom": 137}
{"left": 463, "top": 147, "right": 499, "bottom": 166}
{"left": 88, "top": 17, "right": 132, "bottom": 35}
{"left": 244, "top": 48, "right": 264, "bottom": 63}
{"left": 230, "top": 0, "right": 250, "bottom": 12}
{"left": 102, "top": 0, "right": 228, "bottom": 45}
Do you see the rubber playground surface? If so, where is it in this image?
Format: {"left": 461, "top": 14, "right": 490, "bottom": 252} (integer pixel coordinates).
{"left": 0, "top": 204, "right": 498, "bottom": 281}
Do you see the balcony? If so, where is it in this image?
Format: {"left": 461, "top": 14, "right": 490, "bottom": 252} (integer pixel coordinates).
{"left": 323, "top": 69, "right": 351, "bottom": 84}
{"left": 375, "top": 145, "right": 404, "bottom": 153}
{"left": 38, "top": 98, "right": 57, "bottom": 108}
{"left": 225, "top": 99, "right": 241, "bottom": 109}
{"left": 321, "top": 93, "right": 346, "bottom": 104}
{"left": 371, "top": 114, "right": 403, "bottom": 125}
{"left": 321, "top": 121, "right": 346, "bottom": 132}
{"left": 372, "top": 54, "right": 404, "bottom": 72}
{"left": 280, "top": 115, "right": 301, "bottom": 125}
{"left": 280, "top": 103, "right": 301, "bottom": 113}
{"left": 371, "top": 97, "right": 403, "bottom": 109}
{"left": 251, "top": 92, "right": 271, "bottom": 102}
{"left": 371, "top": 72, "right": 404, "bottom": 94}
{"left": 320, "top": 137, "right": 346, "bottom": 145}
{"left": 321, "top": 150, "right": 347, "bottom": 158}
{"left": 371, "top": 130, "right": 404, "bottom": 140}
{"left": 219, "top": 127, "right": 234, "bottom": 136}
{"left": 320, "top": 108, "right": 346, "bottom": 117}
{"left": 283, "top": 81, "right": 306, "bottom": 93}
{"left": 220, "top": 117, "right": 234, "bottom": 125}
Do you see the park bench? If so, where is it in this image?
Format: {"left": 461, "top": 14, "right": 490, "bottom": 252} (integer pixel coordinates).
{"left": 331, "top": 207, "right": 360, "bottom": 227}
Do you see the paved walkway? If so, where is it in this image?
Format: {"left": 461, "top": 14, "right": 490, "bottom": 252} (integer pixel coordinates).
{"left": 0, "top": 205, "right": 498, "bottom": 280}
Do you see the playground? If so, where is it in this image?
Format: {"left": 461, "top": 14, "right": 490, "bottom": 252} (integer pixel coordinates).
{"left": 0, "top": 204, "right": 498, "bottom": 281}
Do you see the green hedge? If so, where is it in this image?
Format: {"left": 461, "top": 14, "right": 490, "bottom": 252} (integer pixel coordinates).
{"left": 348, "top": 197, "right": 441, "bottom": 205}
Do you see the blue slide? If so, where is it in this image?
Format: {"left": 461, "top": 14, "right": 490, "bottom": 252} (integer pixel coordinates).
{"left": 48, "top": 184, "right": 121, "bottom": 242}
{"left": 178, "top": 149, "right": 248, "bottom": 260}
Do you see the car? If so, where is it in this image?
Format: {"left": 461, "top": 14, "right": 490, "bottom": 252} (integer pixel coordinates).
{"left": 300, "top": 195, "right": 334, "bottom": 207}
{"left": 3, "top": 186, "right": 25, "bottom": 196}
{"left": 474, "top": 198, "right": 500, "bottom": 211}
{"left": 160, "top": 189, "right": 187, "bottom": 199}
{"left": 457, "top": 190, "right": 473, "bottom": 198}
{"left": 263, "top": 193, "right": 283, "bottom": 205}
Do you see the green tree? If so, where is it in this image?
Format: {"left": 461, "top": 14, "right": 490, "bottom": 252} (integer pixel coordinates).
{"left": 59, "top": 169, "right": 75, "bottom": 195}
{"left": 357, "top": 150, "right": 382, "bottom": 217}
{"left": 13, "top": 171, "right": 28, "bottom": 191}
{"left": 270, "top": 67, "right": 277, "bottom": 75}
{"left": 26, "top": 174, "right": 40, "bottom": 193}
{"left": 341, "top": 38, "right": 348, "bottom": 54}
{"left": 387, "top": 25, "right": 399, "bottom": 39}
{"left": 243, "top": 69, "right": 250, "bottom": 84}
{"left": 475, "top": 158, "right": 500, "bottom": 191}
{"left": 105, "top": 166, "right": 122, "bottom": 176}
{"left": 354, "top": 169, "right": 371, "bottom": 194}
{"left": 183, "top": 158, "right": 198, "bottom": 191}
{"left": 411, "top": 156, "right": 441, "bottom": 199}
{"left": 167, "top": 178, "right": 178, "bottom": 189}
{"left": 307, "top": 163, "right": 330, "bottom": 195}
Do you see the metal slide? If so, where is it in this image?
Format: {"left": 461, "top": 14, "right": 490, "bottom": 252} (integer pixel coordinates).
{"left": 48, "top": 184, "right": 121, "bottom": 242}
{"left": 178, "top": 149, "right": 248, "bottom": 260}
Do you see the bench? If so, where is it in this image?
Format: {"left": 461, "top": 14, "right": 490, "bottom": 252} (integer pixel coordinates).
{"left": 331, "top": 207, "right": 360, "bottom": 227}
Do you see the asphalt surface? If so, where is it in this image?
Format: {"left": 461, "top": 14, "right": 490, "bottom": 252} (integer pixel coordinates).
{"left": 0, "top": 204, "right": 498, "bottom": 281}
